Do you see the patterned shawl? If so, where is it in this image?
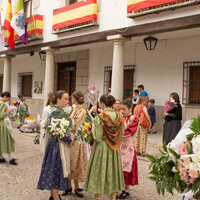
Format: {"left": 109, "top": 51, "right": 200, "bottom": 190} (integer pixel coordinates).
{"left": 98, "top": 111, "right": 124, "bottom": 151}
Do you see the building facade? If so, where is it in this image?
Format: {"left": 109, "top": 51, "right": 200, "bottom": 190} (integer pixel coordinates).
{"left": 0, "top": 0, "right": 200, "bottom": 131}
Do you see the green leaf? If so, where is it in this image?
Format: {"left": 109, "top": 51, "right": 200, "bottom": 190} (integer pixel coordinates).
{"left": 168, "top": 148, "right": 180, "bottom": 159}
{"left": 174, "top": 173, "right": 180, "bottom": 181}
{"left": 192, "top": 179, "right": 200, "bottom": 193}
{"left": 163, "top": 142, "right": 168, "bottom": 152}
{"left": 147, "top": 155, "right": 156, "bottom": 163}
{"left": 186, "top": 143, "right": 192, "bottom": 154}
{"left": 159, "top": 149, "right": 166, "bottom": 155}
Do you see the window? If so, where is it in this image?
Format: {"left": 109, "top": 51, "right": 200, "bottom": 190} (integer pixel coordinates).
{"left": 18, "top": 73, "right": 33, "bottom": 97}
{"left": 183, "top": 61, "right": 200, "bottom": 104}
{"left": 0, "top": 75, "right": 3, "bottom": 94}
{"left": 23, "top": 0, "right": 32, "bottom": 18}
{"left": 104, "top": 65, "right": 135, "bottom": 98}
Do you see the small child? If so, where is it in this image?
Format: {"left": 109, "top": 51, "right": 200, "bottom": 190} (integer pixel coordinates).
{"left": 17, "top": 99, "right": 29, "bottom": 128}
{"left": 132, "top": 89, "right": 139, "bottom": 114}
{"left": 148, "top": 99, "right": 157, "bottom": 134}
{"left": 118, "top": 98, "right": 139, "bottom": 199}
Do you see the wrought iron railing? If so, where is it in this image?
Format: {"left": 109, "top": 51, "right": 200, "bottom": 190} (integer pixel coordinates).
{"left": 128, "top": 0, "right": 200, "bottom": 18}
{"left": 4, "top": 14, "right": 43, "bottom": 45}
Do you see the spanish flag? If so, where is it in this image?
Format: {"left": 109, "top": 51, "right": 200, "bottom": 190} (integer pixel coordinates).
{"left": 3, "top": 0, "right": 15, "bottom": 49}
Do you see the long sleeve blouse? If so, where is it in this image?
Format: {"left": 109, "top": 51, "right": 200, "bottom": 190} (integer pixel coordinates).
{"left": 124, "top": 115, "right": 139, "bottom": 137}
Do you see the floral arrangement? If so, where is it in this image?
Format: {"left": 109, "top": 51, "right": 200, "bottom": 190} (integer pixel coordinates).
{"left": 44, "top": 106, "right": 74, "bottom": 144}
{"left": 147, "top": 116, "right": 200, "bottom": 198}
{"left": 74, "top": 111, "right": 93, "bottom": 144}
{"left": 12, "top": 101, "right": 18, "bottom": 107}
{"left": 164, "top": 99, "right": 177, "bottom": 113}
{"left": 85, "top": 85, "right": 99, "bottom": 106}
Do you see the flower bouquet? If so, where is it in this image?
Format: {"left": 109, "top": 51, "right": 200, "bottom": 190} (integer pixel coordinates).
{"left": 44, "top": 106, "right": 74, "bottom": 145}
{"left": 85, "top": 85, "right": 99, "bottom": 106}
{"left": 74, "top": 110, "right": 93, "bottom": 144}
{"left": 164, "top": 99, "right": 177, "bottom": 113}
{"left": 147, "top": 116, "right": 200, "bottom": 199}
{"left": 12, "top": 101, "right": 18, "bottom": 107}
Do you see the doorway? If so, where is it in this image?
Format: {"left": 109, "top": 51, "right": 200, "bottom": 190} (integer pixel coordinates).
{"left": 57, "top": 62, "right": 76, "bottom": 95}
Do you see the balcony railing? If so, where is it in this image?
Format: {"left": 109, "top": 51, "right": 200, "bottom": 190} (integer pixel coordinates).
{"left": 127, "top": 0, "right": 200, "bottom": 18}
{"left": 4, "top": 14, "right": 43, "bottom": 45}
{"left": 53, "top": 0, "right": 97, "bottom": 34}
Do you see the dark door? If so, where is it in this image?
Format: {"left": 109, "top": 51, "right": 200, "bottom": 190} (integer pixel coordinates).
{"left": 57, "top": 62, "right": 76, "bottom": 95}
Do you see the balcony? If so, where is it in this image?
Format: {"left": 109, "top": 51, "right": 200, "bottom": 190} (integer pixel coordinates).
{"left": 53, "top": 0, "right": 97, "bottom": 34}
{"left": 127, "top": 0, "right": 200, "bottom": 18}
{"left": 4, "top": 14, "right": 43, "bottom": 45}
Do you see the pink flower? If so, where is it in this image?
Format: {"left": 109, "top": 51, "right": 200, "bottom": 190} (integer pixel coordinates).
{"left": 89, "top": 85, "right": 96, "bottom": 90}
{"left": 189, "top": 169, "right": 199, "bottom": 179}
{"left": 189, "top": 178, "right": 196, "bottom": 185}
{"left": 87, "top": 126, "right": 92, "bottom": 133}
{"left": 179, "top": 142, "right": 189, "bottom": 155}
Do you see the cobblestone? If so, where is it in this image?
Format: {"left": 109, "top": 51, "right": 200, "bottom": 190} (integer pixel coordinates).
{"left": 0, "top": 130, "right": 177, "bottom": 200}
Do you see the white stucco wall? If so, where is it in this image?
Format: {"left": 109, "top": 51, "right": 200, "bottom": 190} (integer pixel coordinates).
{"left": 2, "top": 0, "right": 199, "bottom": 50}
{"left": 89, "top": 35, "right": 200, "bottom": 106}
{"left": 10, "top": 54, "right": 45, "bottom": 99}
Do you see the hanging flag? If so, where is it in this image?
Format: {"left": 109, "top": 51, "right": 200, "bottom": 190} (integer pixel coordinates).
{"left": 11, "top": 0, "right": 28, "bottom": 44}
{"left": 1, "top": 0, "right": 8, "bottom": 27}
{"left": 3, "top": 0, "right": 14, "bottom": 49}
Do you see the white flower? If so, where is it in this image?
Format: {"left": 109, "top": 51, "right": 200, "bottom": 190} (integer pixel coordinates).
{"left": 192, "top": 135, "right": 200, "bottom": 154}
{"left": 172, "top": 167, "right": 178, "bottom": 173}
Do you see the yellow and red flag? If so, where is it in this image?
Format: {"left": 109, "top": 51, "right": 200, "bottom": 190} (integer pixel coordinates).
{"left": 127, "top": 0, "right": 177, "bottom": 13}
{"left": 3, "top": 0, "right": 15, "bottom": 49}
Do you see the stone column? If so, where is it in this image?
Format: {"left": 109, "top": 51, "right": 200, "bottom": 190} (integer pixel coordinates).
{"left": 107, "top": 34, "right": 128, "bottom": 100}
{"left": 42, "top": 47, "right": 55, "bottom": 107}
{"left": 1, "top": 55, "right": 13, "bottom": 92}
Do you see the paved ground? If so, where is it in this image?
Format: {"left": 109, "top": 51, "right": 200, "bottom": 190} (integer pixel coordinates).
{"left": 0, "top": 129, "right": 177, "bottom": 200}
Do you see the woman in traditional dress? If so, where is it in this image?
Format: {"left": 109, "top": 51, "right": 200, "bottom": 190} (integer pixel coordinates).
{"left": 40, "top": 92, "right": 54, "bottom": 154}
{"left": 0, "top": 91, "right": 17, "bottom": 165}
{"left": 84, "top": 94, "right": 125, "bottom": 200}
{"left": 134, "top": 96, "right": 151, "bottom": 157}
{"left": 163, "top": 92, "right": 182, "bottom": 145}
{"left": 118, "top": 98, "right": 139, "bottom": 199}
{"left": 17, "top": 98, "right": 29, "bottom": 128}
{"left": 113, "top": 99, "right": 121, "bottom": 113}
{"left": 62, "top": 91, "right": 87, "bottom": 198}
{"left": 37, "top": 90, "right": 71, "bottom": 200}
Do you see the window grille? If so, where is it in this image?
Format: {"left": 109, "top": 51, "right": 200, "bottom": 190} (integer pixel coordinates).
{"left": 183, "top": 61, "right": 200, "bottom": 105}
{"left": 104, "top": 65, "right": 136, "bottom": 98}
{"left": 18, "top": 72, "right": 33, "bottom": 97}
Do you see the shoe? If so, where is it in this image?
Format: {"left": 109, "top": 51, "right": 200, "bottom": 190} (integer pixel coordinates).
{"left": 49, "top": 197, "right": 53, "bottom": 200}
{"left": 119, "top": 191, "right": 130, "bottom": 199}
{"left": 9, "top": 158, "right": 18, "bottom": 165}
{"left": 62, "top": 188, "right": 72, "bottom": 196}
{"left": 75, "top": 188, "right": 84, "bottom": 198}
{"left": 0, "top": 157, "right": 6, "bottom": 163}
{"left": 148, "top": 131, "right": 151, "bottom": 134}
{"left": 152, "top": 131, "right": 157, "bottom": 134}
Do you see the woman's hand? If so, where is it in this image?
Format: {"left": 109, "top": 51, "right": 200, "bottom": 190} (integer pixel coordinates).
{"left": 89, "top": 106, "right": 97, "bottom": 114}
{"left": 163, "top": 112, "right": 169, "bottom": 117}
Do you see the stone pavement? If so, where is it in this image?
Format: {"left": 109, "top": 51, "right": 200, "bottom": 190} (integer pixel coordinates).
{"left": 0, "top": 129, "right": 177, "bottom": 200}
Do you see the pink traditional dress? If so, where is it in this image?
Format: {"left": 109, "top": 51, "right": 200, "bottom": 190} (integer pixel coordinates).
{"left": 120, "top": 114, "right": 139, "bottom": 186}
